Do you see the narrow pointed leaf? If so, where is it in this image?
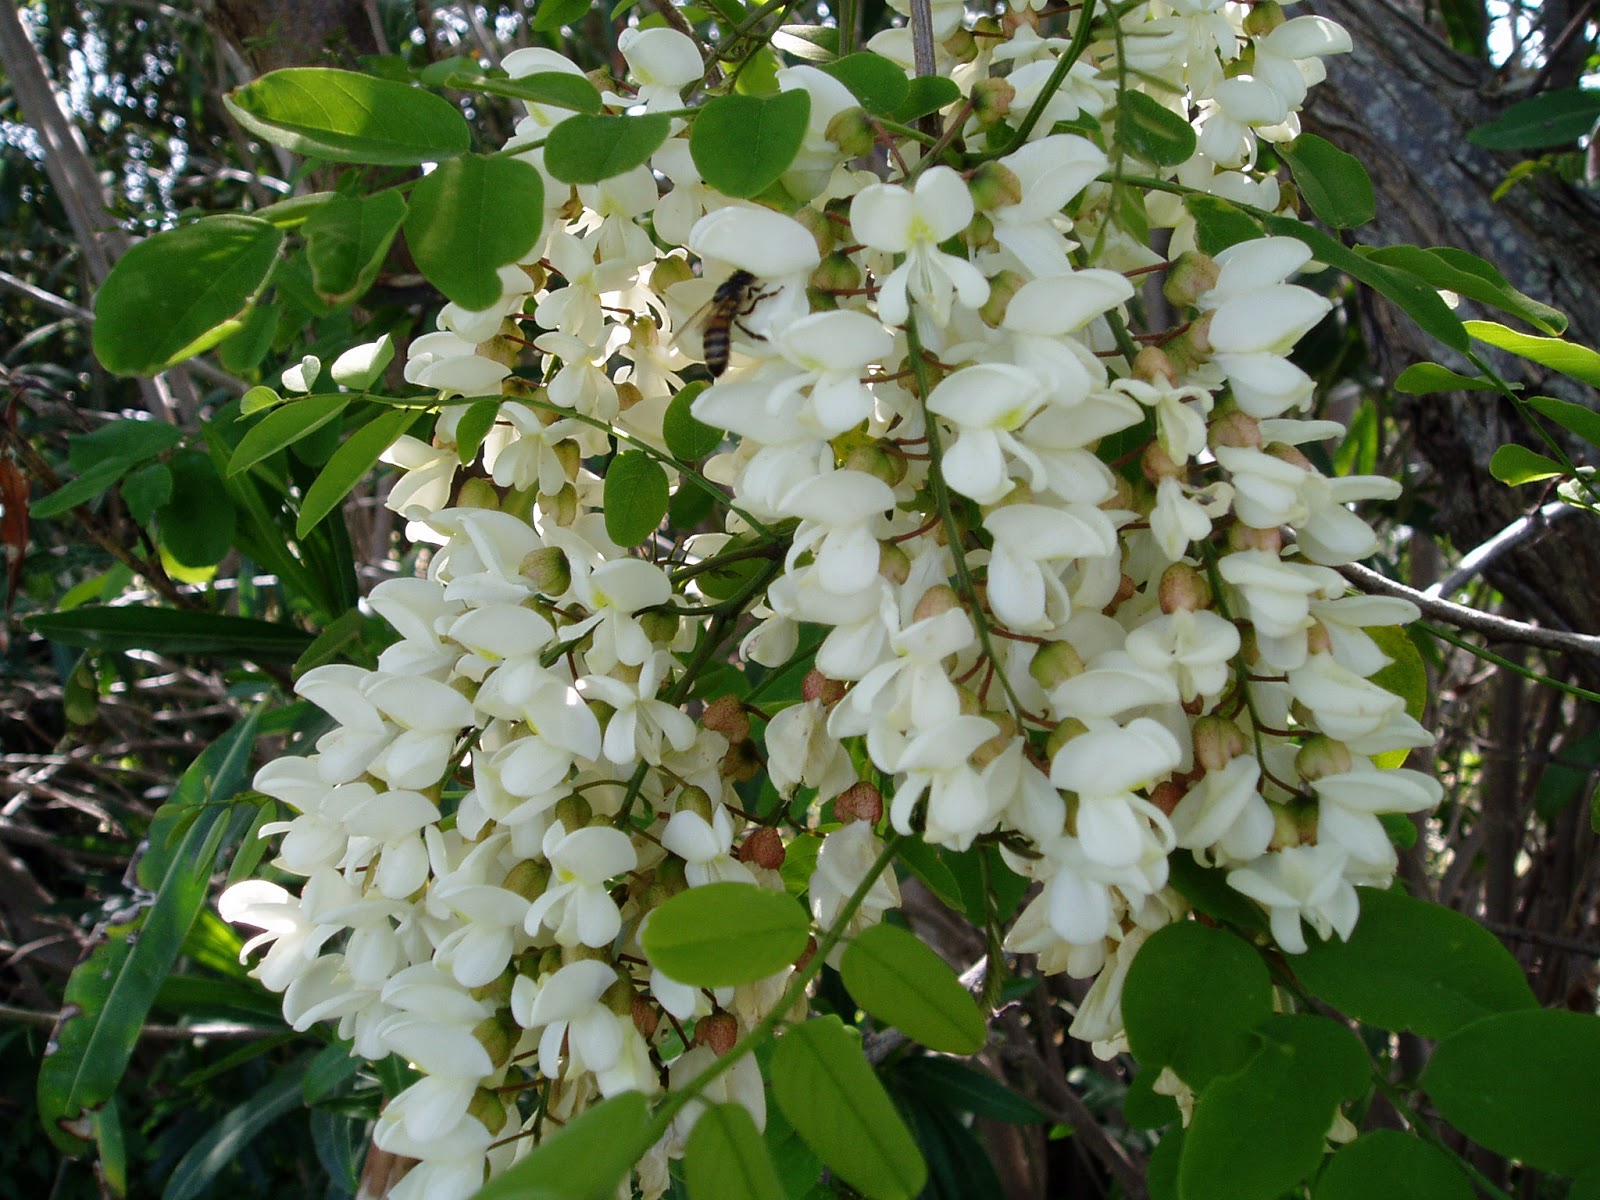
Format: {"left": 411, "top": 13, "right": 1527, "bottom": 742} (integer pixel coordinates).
{"left": 1529, "top": 393, "right": 1600, "bottom": 451}
{"left": 1489, "top": 443, "right": 1564, "bottom": 485}
{"left": 297, "top": 405, "right": 421, "bottom": 536}
{"left": 1393, "top": 362, "right": 1499, "bottom": 394}
{"left": 447, "top": 71, "right": 603, "bottom": 114}
{"left": 1466, "top": 319, "right": 1600, "bottom": 385}
{"left": 229, "top": 395, "right": 351, "bottom": 476}
{"left": 1468, "top": 86, "right": 1600, "bottom": 150}
{"left": 22, "top": 608, "right": 311, "bottom": 661}
{"left": 840, "top": 923, "right": 986, "bottom": 1054}
{"left": 1364, "top": 246, "right": 1565, "bottom": 334}
{"left": 472, "top": 1092, "right": 654, "bottom": 1200}
{"left": 1279, "top": 134, "right": 1375, "bottom": 228}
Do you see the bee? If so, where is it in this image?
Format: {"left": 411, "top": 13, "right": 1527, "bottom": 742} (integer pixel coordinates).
{"left": 681, "top": 270, "right": 778, "bottom": 378}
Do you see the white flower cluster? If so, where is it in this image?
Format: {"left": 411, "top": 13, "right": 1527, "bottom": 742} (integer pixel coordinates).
{"left": 224, "top": 4, "right": 1440, "bottom": 1194}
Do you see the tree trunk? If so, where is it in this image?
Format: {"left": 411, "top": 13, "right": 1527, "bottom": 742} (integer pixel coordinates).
{"left": 1303, "top": 0, "right": 1600, "bottom": 664}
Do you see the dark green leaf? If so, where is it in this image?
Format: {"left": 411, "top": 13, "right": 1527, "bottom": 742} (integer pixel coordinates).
{"left": 304, "top": 190, "right": 407, "bottom": 304}
{"left": 217, "top": 302, "right": 280, "bottom": 373}
{"left": 1278, "top": 134, "right": 1375, "bottom": 228}
{"left": 404, "top": 154, "right": 545, "bottom": 309}
{"left": 1423, "top": 1009, "right": 1600, "bottom": 1174}
{"left": 157, "top": 452, "right": 237, "bottom": 568}
{"left": 1117, "top": 91, "right": 1196, "bottom": 168}
{"left": 667, "top": 480, "right": 716, "bottom": 529}
{"left": 603, "top": 450, "right": 670, "bottom": 547}
{"left": 1393, "top": 362, "right": 1499, "bottom": 394}
{"left": 1529, "top": 393, "right": 1600, "bottom": 451}
{"left": 32, "top": 457, "right": 138, "bottom": 519}
{"left": 890, "top": 75, "right": 960, "bottom": 123}
{"left": 297, "top": 405, "right": 421, "bottom": 536}
{"left": 663, "top": 382, "right": 721, "bottom": 460}
{"left": 770, "top": 24, "right": 839, "bottom": 62}
{"left": 889, "top": 1058, "right": 1045, "bottom": 1124}
{"left": 840, "top": 924, "right": 986, "bottom": 1054}
{"left": 531, "top": 0, "right": 592, "bottom": 33}
{"left": 1180, "top": 1015, "right": 1368, "bottom": 1200}
{"left": 229, "top": 394, "right": 352, "bottom": 476}
{"left": 251, "top": 191, "right": 336, "bottom": 229}
{"left": 1295, "top": 887, "right": 1535, "bottom": 1038}
{"left": 820, "top": 53, "right": 910, "bottom": 116}
{"left": 163, "top": 1054, "right": 311, "bottom": 1200}
{"left": 1489, "top": 443, "right": 1564, "bottom": 485}
{"left": 772, "top": 1016, "right": 927, "bottom": 1200}
{"left": 1364, "top": 246, "right": 1565, "bottom": 335}
{"left": 1123, "top": 921, "right": 1272, "bottom": 1090}
{"left": 94, "top": 216, "right": 283, "bottom": 375}
{"left": 38, "top": 715, "right": 260, "bottom": 1154}
{"left": 1183, "top": 195, "right": 1263, "bottom": 256}
{"left": 1468, "top": 87, "right": 1600, "bottom": 150}
{"left": 23, "top": 607, "right": 311, "bottom": 660}
{"left": 689, "top": 91, "right": 811, "bottom": 198}
{"left": 545, "top": 112, "right": 672, "bottom": 184}
{"left": 68, "top": 419, "right": 185, "bottom": 471}
{"left": 456, "top": 398, "right": 503, "bottom": 465}
{"left": 224, "top": 68, "right": 470, "bottom": 164}
{"left": 121, "top": 462, "right": 173, "bottom": 526}
{"left": 893, "top": 839, "right": 964, "bottom": 912}
{"left": 473, "top": 1092, "right": 654, "bottom": 1199}
{"left": 639, "top": 881, "right": 809, "bottom": 987}
{"left": 1313, "top": 1131, "right": 1473, "bottom": 1200}
{"left": 1466, "top": 318, "right": 1600, "bottom": 385}
{"left": 686, "top": 1103, "right": 786, "bottom": 1200}
{"left": 1122, "top": 1069, "right": 1180, "bottom": 1130}
{"left": 449, "top": 70, "right": 603, "bottom": 114}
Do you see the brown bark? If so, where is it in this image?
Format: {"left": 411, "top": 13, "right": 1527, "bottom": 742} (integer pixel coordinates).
{"left": 1303, "top": 0, "right": 1600, "bottom": 671}
{"left": 208, "top": 0, "right": 383, "bottom": 76}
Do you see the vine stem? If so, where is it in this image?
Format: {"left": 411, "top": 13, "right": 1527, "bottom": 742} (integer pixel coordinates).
{"left": 641, "top": 832, "right": 908, "bottom": 1138}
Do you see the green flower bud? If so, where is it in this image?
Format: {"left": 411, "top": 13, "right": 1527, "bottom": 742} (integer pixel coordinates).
{"left": 457, "top": 477, "right": 501, "bottom": 511}
{"left": 1243, "top": 1, "right": 1285, "bottom": 36}
{"left": 522, "top": 545, "right": 571, "bottom": 595}
{"left": 1159, "top": 562, "right": 1211, "bottom": 613}
{"left": 1163, "top": 251, "right": 1221, "bottom": 309}
{"left": 555, "top": 794, "right": 593, "bottom": 831}
{"left": 1046, "top": 717, "right": 1088, "bottom": 760}
{"left": 473, "top": 1010, "right": 521, "bottom": 1070}
{"left": 879, "top": 540, "right": 911, "bottom": 585}
{"left": 651, "top": 254, "right": 696, "bottom": 291}
{"left": 1296, "top": 735, "right": 1354, "bottom": 781}
{"left": 1029, "top": 640, "right": 1086, "bottom": 688}
{"left": 978, "top": 268, "right": 1027, "bottom": 327}
{"left": 468, "top": 1086, "right": 509, "bottom": 1135}
{"left": 826, "top": 105, "right": 878, "bottom": 158}
{"left": 539, "top": 482, "right": 579, "bottom": 527}
{"left": 641, "top": 609, "right": 679, "bottom": 646}
{"left": 676, "top": 784, "right": 715, "bottom": 821}
{"left": 1193, "top": 715, "right": 1248, "bottom": 773}
{"left": 503, "top": 859, "right": 552, "bottom": 901}
{"left": 970, "top": 77, "right": 1017, "bottom": 130}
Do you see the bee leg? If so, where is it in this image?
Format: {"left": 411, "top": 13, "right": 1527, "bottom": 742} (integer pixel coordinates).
{"left": 733, "top": 320, "right": 769, "bottom": 343}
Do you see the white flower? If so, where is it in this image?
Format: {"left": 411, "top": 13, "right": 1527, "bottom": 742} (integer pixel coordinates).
{"left": 1169, "top": 756, "right": 1273, "bottom": 866}
{"left": 581, "top": 652, "right": 697, "bottom": 765}
{"left": 1311, "top": 760, "right": 1441, "bottom": 868}
{"left": 619, "top": 27, "right": 702, "bottom": 111}
{"left": 925, "top": 363, "right": 1046, "bottom": 504}
{"left": 1228, "top": 843, "right": 1359, "bottom": 954}
{"left": 810, "top": 820, "right": 901, "bottom": 957}
{"left": 525, "top": 821, "right": 638, "bottom": 946}
{"left": 984, "top": 502, "right": 1119, "bottom": 632}
{"left": 851, "top": 166, "right": 989, "bottom": 326}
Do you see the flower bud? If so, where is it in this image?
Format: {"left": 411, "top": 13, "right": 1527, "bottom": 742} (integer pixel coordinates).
{"left": 471, "top": 969, "right": 516, "bottom": 1006}
{"left": 651, "top": 254, "right": 696, "bottom": 292}
{"left": 979, "top": 268, "right": 1027, "bottom": 327}
{"left": 539, "top": 482, "right": 579, "bottom": 527}
{"left": 1046, "top": 717, "right": 1088, "bottom": 761}
{"left": 913, "top": 584, "right": 961, "bottom": 624}
{"left": 738, "top": 826, "right": 786, "bottom": 869}
{"left": 1132, "top": 346, "right": 1179, "bottom": 387}
{"left": 1268, "top": 801, "right": 1302, "bottom": 850}
{"left": 615, "top": 381, "right": 645, "bottom": 413}
{"left": 1227, "top": 523, "right": 1282, "bottom": 554}
{"left": 641, "top": 609, "right": 680, "bottom": 645}
{"left": 473, "top": 1010, "right": 521, "bottom": 1070}
{"left": 562, "top": 942, "right": 610, "bottom": 964}
{"left": 826, "top": 106, "right": 878, "bottom": 158}
{"left": 943, "top": 26, "right": 979, "bottom": 61}
{"left": 792, "top": 204, "right": 837, "bottom": 257}
{"left": 1158, "top": 562, "right": 1211, "bottom": 613}
{"left": 1306, "top": 620, "right": 1333, "bottom": 656}
{"left": 802, "top": 669, "right": 847, "bottom": 706}
{"left": 1266, "top": 442, "right": 1314, "bottom": 472}
{"left": 1244, "top": 0, "right": 1286, "bottom": 35}
{"left": 1149, "top": 779, "right": 1186, "bottom": 815}
{"left": 1162, "top": 251, "right": 1221, "bottom": 309}
{"left": 632, "top": 994, "right": 660, "bottom": 1038}
{"left": 676, "top": 785, "right": 715, "bottom": 822}
{"left": 694, "top": 1011, "right": 740, "bottom": 1056}
{"left": 457, "top": 476, "right": 501, "bottom": 511}
{"left": 555, "top": 794, "right": 594, "bottom": 831}
{"left": 972, "top": 712, "right": 1016, "bottom": 767}
{"left": 963, "top": 212, "right": 996, "bottom": 252}
{"left": 879, "top": 541, "right": 912, "bottom": 585}
{"left": 721, "top": 738, "right": 763, "bottom": 783}
{"left": 468, "top": 1086, "right": 509, "bottom": 1135}
{"left": 1029, "top": 640, "right": 1085, "bottom": 688}
{"left": 834, "top": 780, "right": 883, "bottom": 824}
{"left": 1192, "top": 715, "right": 1248, "bottom": 772}
{"left": 702, "top": 695, "right": 750, "bottom": 744}
{"left": 840, "top": 440, "right": 908, "bottom": 487}
{"left": 1142, "top": 441, "right": 1183, "bottom": 483}
{"left": 1183, "top": 311, "right": 1214, "bottom": 358}
{"left": 503, "top": 859, "right": 552, "bottom": 901}
{"left": 1002, "top": 3, "right": 1039, "bottom": 36}
{"left": 502, "top": 485, "right": 537, "bottom": 523}
{"left": 1296, "top": 735, "right": 1353, "bottom": 781}
{"left": 970, "top": 77, "right": 1017, "bottom": 130}
{"left": 810, "top": 251, "right": 862, "bottom": 297}
{"left": 518, "top": 260, "right": 549, "bottom": 292}
{"left": 602, "top": 972, "right": 635, "bottom": 1017}
{"left": 522, "top": 546, "right": 571, "bottom": 596}
{"left": 1208, "top": 410, "right": 1261, "bottom": 451}
{"left": 553, "top": 438, "right": 583, "bottom": 480}
{"left": 1108, "top": 572, "right": 1137, "bottom": 613}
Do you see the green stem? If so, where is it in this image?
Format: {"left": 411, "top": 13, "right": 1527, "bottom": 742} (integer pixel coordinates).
{"left": 986, "top": 0, "right": 1099, "bottom": 156}
{"left": 1421, "top": 621, "right": 1600, "bottom": 704}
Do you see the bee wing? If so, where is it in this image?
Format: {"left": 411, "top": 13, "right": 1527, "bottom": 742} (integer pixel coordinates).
{"left": 665, "top": 280, "right": 723, "bottom": 360}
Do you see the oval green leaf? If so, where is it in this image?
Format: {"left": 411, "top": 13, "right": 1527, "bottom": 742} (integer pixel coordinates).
{"left": 1529, "top": 393, "right": 1600, "bottom": 451}
{"left": 1466, "top": 319, "right": 1600, "bottom": 386}
{"left": 544, "top": 112, "right": 672, "bottom": 184}
{"left": 1123, "top": 921, "right": 1272, "bottom": 1090}
{"left": 531, "top": 0, "right": 592, "bottom": 33}
{"left": 603, "top": 450, "right": 670, "bottom": 547}
{"left": 473, "top": 1092, "right": 655, "bottom": 1200}
{"left": 1423, "top": 1009, "right": 1600, "bottom": 1174}
{"left": 1117, "top": 91, "right": 1197, "bottom": 168}
{"left": 820, "top": 53, "right": 910, "bottom": 116}
{"left": 685, "top": 1103, "right": 786, "bottom": 1200}
{"left": 1295, "top": 887, "right": 1535, "bottom": 1038}
{"left": 1314, "top": 1131, "right": 1473, "bottom": 1200}
{"left": 297, "top": 405, "right": 421, "bottom": 537}
{"left": 663, "top": 383, "right": 722, "bottom": 460}
{"left": 449, "top": 70, "right": 603, "bottom": 114}
{"left": 1279, "top": 133, "right": 1376, "bottom": 229}
{"left": 228, "top": 394, "right": 351, "bottom": 476}
{"left": 158, "top": 452, "right": 237, "bottom": 568}
{"left": 68, "top": 419, "right": 185, "bottom": 472}
{"left": 1393, "top": 362, "right": 1499, "bottom": 394}
{"left": 304, "top": 190, "right": 407, "bottom": 304}
{"left": 94, "top": 215, "right": 283, "bottom": 376}
{"left": 1366, "top": 624, "right": 1428, "bottom": 770}
{"left": 772, "top": 1017, "right": 927, "bottom": 1200}
{"left": 121, "top": 462, "right": 173, "bottom": 526}
{"left": 690, "top": 91, "right": 811, "bottom": 198}
{"left": 1468, "top": 86, "right": 1600, "bottom": 150}
{"left": 890, "top": 75, "right": 960, "bottom": 123}
{"left": 1183, "top": 194, "right": 1264, "bottom": 256}
{"left": 641, "top": 882, "right": 808, "bottom": 987}
{"left": 1489, "top": 443, "right": 1564, "bottom": 485}
{"left": 224, "top": 68, "right": 470, "bottom": 165}
{"left": 404, "top": 154, "right": 544, "bottom": 310}
{"left": 840, "top": 924, "right": 986, "bottom": 1054}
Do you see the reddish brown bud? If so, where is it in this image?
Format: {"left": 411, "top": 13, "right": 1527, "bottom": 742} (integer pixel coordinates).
{"left": 632, "top": 995, "right": 661, "bottom": 1038}
{"left": 702, "top": 695, "right": 751, "bottom": 744}
{"left": 802, "top": 669, "right": 848, "bottom": 707}
{"left": 834, "top": 781, "right": 884, "bottom": 825}
{"left": 694, "top": 1011, "right": 740, "bottom": 1057}
{"left": 1159, "top": 562, "right": 1212, "bottom": 613}
{"left": 738, "top": 826, "right": 787, "bottom": 870}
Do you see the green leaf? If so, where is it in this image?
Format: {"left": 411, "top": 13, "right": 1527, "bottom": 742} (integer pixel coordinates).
{"left": 686, "top": 1103, "right": 786, "bottom": 1200}
{"left": 820, "top": 53, "right": 910, "bottom": 116}
{"left": 1183, "top": 194, "right": 1263, "bottom": 256}
{"left": 1423, "top": 1009, "right": 1600, "bottom": 1174}
{"left": 1366, "top": 623, "right": 1429, "bottom": 769}
{"left": 163, "top": 1054, "right": 311, "bottom": 1200}
{"left": 69, "top": 419, "right": 185, "bottom": 471}
{"left": 1465, "top": 318, "right": 1600, "bottom": 385}
{"left": 94, "top": 216, "right": 283, "bottom": 375}
{"left": 217, "top": 301, "right": 280, "bottom": 373}
{"left": 1116, "top": 91, "right": 1196, "bottom": 168}
{"left": 32, "top": 457, "right": 138, "bottom": 519}
{"left": 224, "top": 68, "right": 470, "bottom": 165}
{"left": 890, "top": 75, "right": 960, "bottom": 123}
{"left": 1364, "top": 246, "right": 1565, "bottom": 335}
{"left": 603, "top": 451, "right": 670, "bottom": 547}
{"left": 229, "top": 394, "right": 351, "bottom": 476}
{"left": 1122, "top": 1068, "right": 1180, "bottom": 1130}
{"left": 893, "top": 838, "right": 965, "bottom": 912}
{"left": 473, "top": 1092, "right": 654, "bottom": 1200}
{"left": 1313, "top": 1131, "right": 1473, "bottom": 1200}
{"left": 772, "top": 1017, "right": 927, "bottom": 1200}
{"left": 331, "top": 334, "right": 396, "bottom": 391}
{"left": 404, "top": 154, "right": 545, "bottom": 309}
{"left": 639, "top": 881, "right": 809, "bottom": 986}
{"left": 303, "top": 190, "right": 407, "bottom": 304}
{"left": 1527, "top": 393, "right": 1600, "bottom": 452}
{"left": 1123, "top": 921, "right": 1272, "bottom": 1090}
{"left": 23, "top": 607, "right": 312, "bottom": 660}
{"left": 448, "top": 70, "right": 604, "bottom": 114}
{"left": 663, "top": 382, "right": 722, "bottom": 460}
{"left": 1468, "top": 86, "right": 1600, "bottom": 150}
{"left": 1393, "top": 362, "right": 1499, "bottom": 394}
{"left": 251, "top": 191, "right": 336, "bottom": 229}
{"left": 456, "top": 399, "right": 503, "bottom": 465}
{"left": 690, "top": 91, "right": 811, "bottom": 198}
{"left": 1278, "top": 134, "right": 1375, "bottom": 228}
{"left": 1166, "top": 851, "right": 1268, "bottom": 931}
{"left": 121, "top": 462, "right": 173, "bottom": 526}
{"left": 1295, "top": 887, "right": 1535, "bottom": 1038}
{"left": 888, "top": 1058, "right": 1044, "bottom": 1124}
{"left": 38, "top": 715, "right": 260, "bottom": 1154}
{"left": 1180, "top": 1015, "right": 1368, "bottom": 1200}
{"left": 545, "top": 112, "right": 672, "bottom": 184}
{"left": 1260, "top": 214, "right": 1469, "bottom": 353}
{"left": 1490, "top": 443, "right": 1564, "bottom": 485}
{"left": 297, "top": 405, "right": 420, "bottom": 536}
{"left": 531, "top": 0, "right": 592, "bottom": 33}
{"left": 770, "top": 23, "right": 839, "bottom": 62}
{"left": 840, "top": 924, "right": 986, "bottom": 1054}
{"left": 157, "top": 452, "right": 237, "bottom": 568}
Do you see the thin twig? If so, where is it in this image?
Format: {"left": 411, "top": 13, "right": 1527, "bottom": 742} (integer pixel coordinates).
{"left": 0, "top": 1001, "right": 284, "bottom": 1041}
{"left": 1426, "top": 500, "right": 1579, "bottom": 599}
